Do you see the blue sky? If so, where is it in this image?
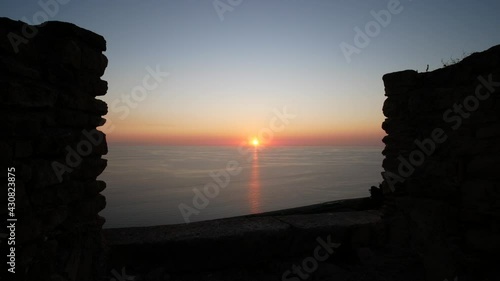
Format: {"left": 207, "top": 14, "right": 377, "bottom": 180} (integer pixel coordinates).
{"left": 2, "top": 0, "right": 500, "bottom": 145}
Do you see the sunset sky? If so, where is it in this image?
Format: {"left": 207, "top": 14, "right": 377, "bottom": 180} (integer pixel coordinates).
{"left": 3, "top": 0, "right": 500, "bottom": 146}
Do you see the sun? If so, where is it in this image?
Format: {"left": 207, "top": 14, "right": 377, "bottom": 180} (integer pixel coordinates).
{"left": 252, "top": 138, "right": 260, "bottom": 146}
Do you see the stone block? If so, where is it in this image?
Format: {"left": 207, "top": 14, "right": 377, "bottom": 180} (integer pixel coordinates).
{"left": 86, "top": 180, "right": 107, "bottom": 196}
{"left": 38, "top": 21, "right": 106, "bottom": 51}
{"left": 465, "top": 229, "right": 500, "bottom": 253}
{"left": 476, "top": 124, "right": 500, "bottom": 138}
{"left": 0, "top": 56, "right": 41, "bottom": 79}
{"left": 466, "top": 153, "right": 500, "bottom": 179}
{"left": 382, "top": 70, "right": 419, "bottom": 88}
{"left": 14, "top": 141, "right": 33, "bottom": 158}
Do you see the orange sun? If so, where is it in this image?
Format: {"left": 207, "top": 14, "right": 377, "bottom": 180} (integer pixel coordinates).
{"left": 252, "top": 138, "right": 260, "bottom": 146}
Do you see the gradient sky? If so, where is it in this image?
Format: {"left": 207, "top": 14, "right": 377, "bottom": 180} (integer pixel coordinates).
{"left": 2, "top": 0, "right": 500, "bottom": 146}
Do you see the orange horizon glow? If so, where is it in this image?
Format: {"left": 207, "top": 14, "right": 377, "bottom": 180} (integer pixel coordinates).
{"left": 103, "top": 131, "right": 385, "bottom": 147}
{"left": 100, "top": 104, "right": 386, "bottom": 147}
{"left": 100, "top": 113, "right": 386, "bottom": 147}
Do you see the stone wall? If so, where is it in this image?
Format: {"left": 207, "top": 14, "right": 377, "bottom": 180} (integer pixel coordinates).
{"left": 1, "top": 18, "right": 108, "bottom": 281}
{"left": 381, "top": 45, "right": 500, "bottom": 281}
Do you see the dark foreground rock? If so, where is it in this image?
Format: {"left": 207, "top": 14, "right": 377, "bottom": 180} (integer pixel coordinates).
{"left": 103, "top": 209, "right": 425, "bottom": 281}
{"left": 381, "top": 44, "right": 500, "bottom": 281}
{"left": 1, "top": 18, "right": 108, "bottom": 281}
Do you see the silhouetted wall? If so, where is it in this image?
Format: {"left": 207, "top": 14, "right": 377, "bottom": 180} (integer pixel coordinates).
{"left": 1, "top": 18, "right": 108, "bottom": 281}
{"left": 381, "top": 45, "right": 500, "bottom": 281}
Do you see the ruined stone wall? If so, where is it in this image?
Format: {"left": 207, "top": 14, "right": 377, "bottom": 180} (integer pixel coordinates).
{"left": 1, "top": 18, "right": 108, "bottom": 281}
{"left": 381, "top": 45, "right": 500, "bottom": 281}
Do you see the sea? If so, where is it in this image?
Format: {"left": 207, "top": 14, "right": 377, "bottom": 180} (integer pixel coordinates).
{"left": 99, "top": 145, "right": 384, "bottom": 228}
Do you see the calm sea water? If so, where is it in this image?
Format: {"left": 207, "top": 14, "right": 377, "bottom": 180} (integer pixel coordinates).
{"left": 99, "top": 146, "right": 383, "bottom": 228}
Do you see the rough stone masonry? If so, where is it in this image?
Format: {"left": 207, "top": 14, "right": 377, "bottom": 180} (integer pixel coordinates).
{"left": 380, "top": 45, "right": 500, "bottom": 281}
{"left": 1, "top": 18, "right": 108, "bottom": 281}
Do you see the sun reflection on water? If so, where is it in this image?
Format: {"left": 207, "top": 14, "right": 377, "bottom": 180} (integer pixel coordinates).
{"left": 248, "top": 147, "right": 261, "bottom": 214}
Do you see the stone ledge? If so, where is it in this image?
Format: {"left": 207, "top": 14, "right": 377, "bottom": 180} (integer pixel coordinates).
{"left": 104, "top": 210, "right": 382, "bottom": 272}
